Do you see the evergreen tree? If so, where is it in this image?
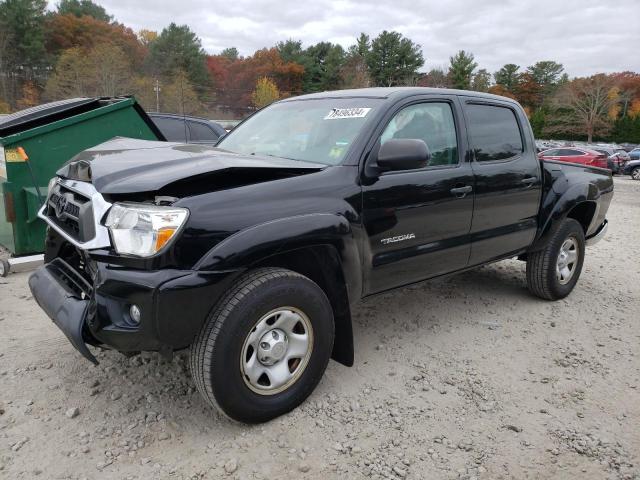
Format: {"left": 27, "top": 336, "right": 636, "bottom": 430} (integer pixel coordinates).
{"left": 367, "top": 31, "right": 423, "bottom": 87}
{"left": 448, "top": 50, "right": 477, "bottom": 90}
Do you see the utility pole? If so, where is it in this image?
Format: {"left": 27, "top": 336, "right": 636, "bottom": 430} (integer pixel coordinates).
{"left": 153, "top": 79, "right": 161, "bottom": 112}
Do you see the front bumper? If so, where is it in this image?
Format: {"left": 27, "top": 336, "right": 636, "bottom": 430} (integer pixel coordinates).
{"left": 28, "top": 261, "right": 98, "bottom": 364}
{"left": 29, "top": 259, "right": 242, "bottom": 363}
{"left": 585, "top": 219, "right": 608, "bottom": 246}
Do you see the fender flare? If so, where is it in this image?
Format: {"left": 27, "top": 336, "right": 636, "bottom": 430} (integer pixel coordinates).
{"left": 195, "top": 213, "right": 361, "bottom": 295}
{"left": 531, "top": 181, "right": 600, "bottom": 251}
{"left": 194, "top": 213, "right": 362, "bottom": 367}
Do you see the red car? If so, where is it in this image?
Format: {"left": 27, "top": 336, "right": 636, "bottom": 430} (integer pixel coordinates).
{"left": 538, "top": 147, "right": 609, "bottom": 169}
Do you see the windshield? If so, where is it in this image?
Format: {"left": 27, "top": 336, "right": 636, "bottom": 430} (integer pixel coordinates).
{"left": 217, "top": 98, "right": 382, "bottom": 165}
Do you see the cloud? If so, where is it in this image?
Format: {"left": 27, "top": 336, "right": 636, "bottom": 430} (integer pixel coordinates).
{"left": 50, "top": 0, "right": 640, "bottom": 76}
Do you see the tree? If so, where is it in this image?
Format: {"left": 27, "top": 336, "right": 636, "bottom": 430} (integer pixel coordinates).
{"left": 472, "top": 69, "right": 491, "bottom": 92}
{"left": 529, "top": 108, "right": 546, "bottom": 138}
{"left": 278, "top": 40, "right": 346, "bottom": 92}
{"left": 526, "top": 60, "right": 564, "bottom": 106}
{"left": 16, "top": 80, "right": 39, "bottom": 109}
{"left": 276, "top": 39, "right": 304, "bottom": 64}
{"left": 138, "top": 29, "right": 157, "bottom": 47}
{"left": 494, "top": 64, "right": 520, "bottom": 92}
{"left": 252, "top": 77, "right": 279, "bottom": 108}
{"left": 209, "top": 48, "right": 303, "bottom": 112}
{"left": 417, "top": 68, "right": 450, "bottom": 88}
{"left": 488, "top": 84, "right": 516, "bottom": 100}
{"left": 130, "top": 75, "right": 155, "bottom": 111}
{"left": 302, "top": 42, "right": 345, "bottom": 92}
{"left": 0, "top": 13, "right": 14, "bottom": 104}
{"left": 448, "top": 50, "right": 477, "bottom": 90}
{"left": 367, "top": 31, "right": 424, "bottom": 86}
{"left": 161, "top": 70, "right": 201, "bottom": 115}
{"left": 90, "top": 43, "right": 132, "bottom": 96}
{"left": 354, "top": 33, "right": 370, "bottom": 57}
{"left": 146, "top": 23, "right": 209, "bottom": 90}
{"left": 56, "top": 0, "right": 112, "bottom": 22}
{"left": 0, "top": 98, "right": 10, "bottom": 113}
{"left": 514, "top": 72, "right": 542, "bottom": 110}
{"left": 221, "top": 47, "right": 239, "bottom": 61}
{"left": 44, "top": 47, "right": 92, "bottom": 98}
{"left": 527, "top": 61, "right": 564, "bottom": 89}
{"left": 340, "top": 35, "right": 370, "bottom": 89}
{"left": 548, "top": 74, "right": 619, "bottom": 142}
{"left": 0, "top": 0, "right": 48, "bottom": 106}
{"left": 44, "top": 43, "right": 133, "bottom": 100}
{"left": 45, "top": 14, "right": 146, "bottom": 64}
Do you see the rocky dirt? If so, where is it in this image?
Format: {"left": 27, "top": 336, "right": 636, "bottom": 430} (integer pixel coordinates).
{"left": 0, "top": 177, "right": 638, "bottom": 480}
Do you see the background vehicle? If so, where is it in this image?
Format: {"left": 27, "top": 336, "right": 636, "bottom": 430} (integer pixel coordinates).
{"left": 148, "top": 113, "right": 226, "bottom": 144}
{"left": 623, "top": 158, "right": 640, "bottom": 179}
{"left": 629, "top": 147, "right": 640, "bottom": 160}
{"left": 29, "top": 88, "right": 613, "bottom": 423}
{"left": 538, "top": 147, "right": 609, "bottom": 169}
{"left": 592, "top": 146, "right": 627, "bottom": 173}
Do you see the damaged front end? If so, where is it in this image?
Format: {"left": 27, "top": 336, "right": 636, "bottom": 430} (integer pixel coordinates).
{"left": 29, "top": 257, "right": 98, "bottom": 364}
{"left": 30, "top": 176, "right": 240, "bottom": 363}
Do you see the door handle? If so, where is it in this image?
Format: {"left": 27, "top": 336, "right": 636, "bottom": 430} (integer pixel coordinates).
{"left": 521, "top": 177, "right": 537, "bottom": 186}
{"left": 450, "top": 185, "right": 473, "bottom": 197}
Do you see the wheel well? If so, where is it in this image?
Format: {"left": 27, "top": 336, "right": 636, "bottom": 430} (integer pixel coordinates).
{"left": 252, "top": 245, "right": 354, "bottom": 367}
{"left": 566, "top": 201, "right": 596, "bottom": 234}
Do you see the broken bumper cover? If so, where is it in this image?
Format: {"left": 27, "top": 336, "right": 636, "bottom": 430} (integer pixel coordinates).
{"left": 28, "top": 259, "right": 242, "bottom": 364}
{"left": 28, "top": 263, "right": 98, "bottom": 364}
{"left": 586, "top": 219, "right": 608, "bottom": 246}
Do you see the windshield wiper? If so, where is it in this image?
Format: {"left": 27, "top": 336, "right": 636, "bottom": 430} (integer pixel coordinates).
{"left": 249, "top": 152, "right": 298, "bottom": 161}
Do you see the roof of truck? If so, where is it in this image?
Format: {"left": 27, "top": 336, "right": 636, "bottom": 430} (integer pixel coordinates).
{"left": 281, "top": 87, "right": 517, "bottom": 104}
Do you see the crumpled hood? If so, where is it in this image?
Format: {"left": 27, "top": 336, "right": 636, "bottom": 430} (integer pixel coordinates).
{"left": 57, "top": 137, "right": 325, "bottom": 194}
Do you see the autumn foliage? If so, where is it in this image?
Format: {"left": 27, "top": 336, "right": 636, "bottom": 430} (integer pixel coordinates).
{"left": 1, "top": 0, "right": 640, "bottom": 142}
{"left": 45, "top": 14, "right": 146, "bottom": 64}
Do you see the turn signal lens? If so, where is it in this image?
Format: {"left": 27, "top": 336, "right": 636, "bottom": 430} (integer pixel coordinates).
{"left": 155, "top": 227, "right": 177, "bottom": 251}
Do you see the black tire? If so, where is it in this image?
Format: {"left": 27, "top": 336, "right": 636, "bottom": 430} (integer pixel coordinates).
{"left": 190, "top": 267, "right": 334, "bottom": 423}
{"left": 631, "top": 167, "right": 640, "bottom": 180}
{"left": 526, "top": 218, "right": 585, "bottom": 300}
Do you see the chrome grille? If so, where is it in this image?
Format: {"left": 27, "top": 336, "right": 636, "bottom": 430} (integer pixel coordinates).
{"left": 39, "top": 178, "right": 112, "bottom": 250}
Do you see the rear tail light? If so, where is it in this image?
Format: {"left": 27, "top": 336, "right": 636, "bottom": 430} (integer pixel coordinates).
{"left": 591, "top": 155, "right": 609, "bottom": 169}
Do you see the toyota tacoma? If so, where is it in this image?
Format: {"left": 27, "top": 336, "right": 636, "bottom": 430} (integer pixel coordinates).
{"left": 29, "top": 88, "right": 613, "bottom": 423}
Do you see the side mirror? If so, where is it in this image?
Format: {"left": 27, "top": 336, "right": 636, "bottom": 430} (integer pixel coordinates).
{"left": 377, "top": 139, "right": 430, "bottom": 171}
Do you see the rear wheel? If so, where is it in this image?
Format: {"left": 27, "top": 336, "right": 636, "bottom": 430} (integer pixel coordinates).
{"left": 631, "top": 167, "right": 640, "bottom": 180}
{"left": 526, "top": 219, "right": 585, "bottom": 300}
{"left": 190, "top": 268, "right": 334, "bottom": 423}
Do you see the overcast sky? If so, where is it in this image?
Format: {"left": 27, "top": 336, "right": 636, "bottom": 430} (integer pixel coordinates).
{"left": 49, "top": 0, "right": 640, "bottom": 77}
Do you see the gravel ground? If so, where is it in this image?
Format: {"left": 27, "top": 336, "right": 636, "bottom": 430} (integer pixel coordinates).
{"left": 1, "top": 177, "right": 639, "bottom": 480}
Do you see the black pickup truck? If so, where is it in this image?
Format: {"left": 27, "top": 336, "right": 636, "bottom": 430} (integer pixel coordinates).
{"left": 29, "top": 88, "right": 612, "bottom": 423}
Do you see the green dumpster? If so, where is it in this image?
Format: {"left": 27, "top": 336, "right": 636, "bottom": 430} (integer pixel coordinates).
{"left": 0, "top": 97, "right": 164, "bottom": 255}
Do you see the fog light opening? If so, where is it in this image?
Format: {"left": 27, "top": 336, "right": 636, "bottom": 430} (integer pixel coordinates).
{"left": 129, "top": 304, "right": 141, "bottom": 324}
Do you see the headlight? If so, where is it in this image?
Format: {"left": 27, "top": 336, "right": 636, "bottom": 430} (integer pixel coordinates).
{"left": 105, "top": 203, "right": 188, "bottom": 257}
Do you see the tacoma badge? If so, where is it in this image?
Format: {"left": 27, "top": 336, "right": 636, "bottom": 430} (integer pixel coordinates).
{"left": 381, "top": 233, "right": 416, "bottom": 245}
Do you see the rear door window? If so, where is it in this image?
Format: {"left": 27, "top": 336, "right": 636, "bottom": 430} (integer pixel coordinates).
{"left": 153, "top": 117, "right": 188, "bottom": 142}
{"left": 466, "top": 104, "right": 524, "bottom": 162}
{"left": 188, "top": 121, "right": 219, "bottom": 142}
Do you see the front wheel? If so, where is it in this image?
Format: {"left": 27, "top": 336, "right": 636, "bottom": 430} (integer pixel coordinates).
{"left": 526, "top": 219, "right": 585, "bottom": 300}
{"left": 631, "top": 167, "right": 640, "bottom": 180}
{"left": 190, "top": 268, "right": 334, "bottom": 423}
